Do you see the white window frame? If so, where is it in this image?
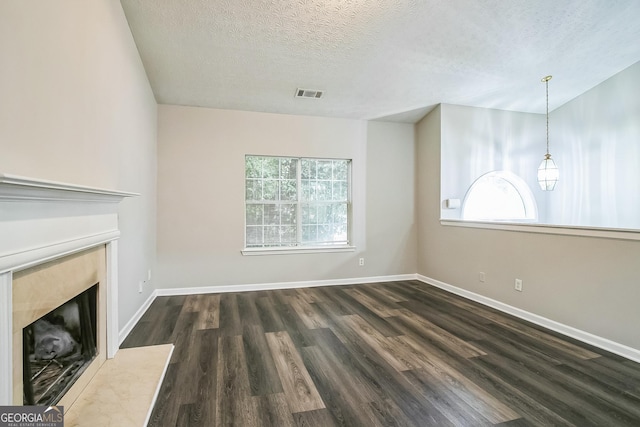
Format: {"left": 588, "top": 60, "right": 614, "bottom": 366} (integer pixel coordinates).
{"left": 242, "top": 155, "right": 356, "bottom": 256}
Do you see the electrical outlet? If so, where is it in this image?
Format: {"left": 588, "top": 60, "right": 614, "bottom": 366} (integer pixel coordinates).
{"left": 359, "top": 257, "right": 365, "bottom": 266}
{"left": 515, "top": 279, "right": 523, "bottom": 292}
{"left": 147, "top": 269, "right": 152, "bottom": 281}
{"left": 138, "top": 281, "right": 144, "bottom": 293}
{"left": 479, "top": 272, "right": 486, "bottom": 283}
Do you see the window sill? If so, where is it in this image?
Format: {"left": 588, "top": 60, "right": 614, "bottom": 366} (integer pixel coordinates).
{"left": 441, "top": 219, "right": 640, "bottom": 241}
{"left": 241, "top": 245, "right": 356, "bottom": 256}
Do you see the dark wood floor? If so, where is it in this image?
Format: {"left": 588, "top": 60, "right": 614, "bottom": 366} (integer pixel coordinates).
{"left": 121, "top": 280, "right": 640, "bottom": 426}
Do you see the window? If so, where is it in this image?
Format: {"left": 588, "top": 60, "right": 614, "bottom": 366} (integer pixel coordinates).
{"left": 462, "top": 171, "right": 537, "bottom": 221}
{"left": 245, "top": 155, "right": 351, "bottom": 250}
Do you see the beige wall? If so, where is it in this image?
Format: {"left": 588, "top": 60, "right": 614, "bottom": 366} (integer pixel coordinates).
{"left": 417, "top": 106, "right": 640, "bottom": 350}
{"left": 0, "top": 1, "right": 158, "bottom": 330}
{"left": 157, "top": 105, "right": 416, "bottom": 288}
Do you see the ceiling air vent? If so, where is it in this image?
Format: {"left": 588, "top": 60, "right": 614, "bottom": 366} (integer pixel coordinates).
{"left": 295, "top": 88, "right": 323, "bottom": 99}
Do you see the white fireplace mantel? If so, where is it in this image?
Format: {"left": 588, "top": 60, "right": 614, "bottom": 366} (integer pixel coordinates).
{"left": 0, "top": 173, "right": 137, "bottom": 405}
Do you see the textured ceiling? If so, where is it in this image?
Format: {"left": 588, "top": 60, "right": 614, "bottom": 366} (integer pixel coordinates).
{"left": 120, "top": 0, "right": 640, "bottom": 123}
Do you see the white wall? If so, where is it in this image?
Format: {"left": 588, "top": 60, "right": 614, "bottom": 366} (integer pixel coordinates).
{"left": 551, "top": 61, "right": 640, "bottom": 229}
{"left": 417, "top": 106, "right": 640, "bottom": 352}
{"left": 0, "top": 1, "right": 157, "bottom": 330}
{"left": 440, "top": 61, "right": 640, "bottom": 229}
{"left": 157, "top": 105, "right": 416, "bottom": 288}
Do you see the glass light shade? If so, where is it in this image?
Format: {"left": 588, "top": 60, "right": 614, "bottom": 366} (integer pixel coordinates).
{"left": 537, "top": 155, "right": 559, "bottom": 191}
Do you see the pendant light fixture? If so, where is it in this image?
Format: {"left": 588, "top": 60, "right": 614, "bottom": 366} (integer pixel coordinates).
{"left": 537, "top": 75, "right": 559, "bottom": 191}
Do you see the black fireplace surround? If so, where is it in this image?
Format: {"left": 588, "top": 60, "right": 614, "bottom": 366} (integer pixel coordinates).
{"left": 22, "top": 284, "right": 98, "bottom": 406}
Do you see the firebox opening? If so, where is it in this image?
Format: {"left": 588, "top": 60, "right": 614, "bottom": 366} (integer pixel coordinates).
{"left": 23, "top": 284, "right": 98, "bottom": 406}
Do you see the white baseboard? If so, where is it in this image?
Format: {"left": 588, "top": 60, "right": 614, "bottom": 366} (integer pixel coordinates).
{"left": 118, "top": 290, "right": 158, "bottom": 345}
{"left": 416, "top": 274, "right": 640, "bottom": 364}
{"left": 155, "top": 274, "right": 417, "bottom": 297}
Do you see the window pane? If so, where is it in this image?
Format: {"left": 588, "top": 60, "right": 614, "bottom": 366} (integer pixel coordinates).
{"left": 245, "top": 179, "right": 262, "bottom": 200}
{"left": 263, "top": 179, "right": 277, "bottom": 200}
{"left": 301, "top": 179, "right": 314, "bottom": 201}
{"left": 334, "top": 203, "right": 347, "bottom": 223}
{"left": 262, "top": 157, "right": 280, "bottom": 179}
{"left": 302, "top": 225, "right": 317, "bottom": 243}
{"left": 245, "top": 156, "right": 262, "bottom": 178}
{"left": 280, "top": 179, "right": 297, "bottom": 200}
{"left": 265, "top": 225, "right": 281, "bottom": 244}
{"left": 312, "top": 180, "right": 326, "bottom": 201}
{"left": 333, "top": 181, "right": 347, "bottom": 201}
{"left": 281, "top": 158, "right": 297, "bottom": 179}
{"left": 246, "top": 226, "right": 263, "bottom": 246}
{"left": 301, "top": 159, "right": 316, "bottom": 179}
{"left": 282, "top": 226, "right": 296, "bottom": 243}
{"left": 333, "top": 160, "right": 348, "bottom": 180}
{"left": 246, "top": 204, "right": 264, "bottom": 225}
{"left": 317, "top": 160, "right": 332, "bottom": 180}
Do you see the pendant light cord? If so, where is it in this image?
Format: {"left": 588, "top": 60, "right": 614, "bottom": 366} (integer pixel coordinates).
{"left": 542, "top": 75, "right": 552, "bottom": 157}
{"left": 546, "top": 78, "right": 550, "bottom": 156}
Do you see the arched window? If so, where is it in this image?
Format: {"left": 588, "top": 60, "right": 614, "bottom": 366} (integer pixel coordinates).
{"left": 462, "top": 171, "right": 537, "bottom": 221}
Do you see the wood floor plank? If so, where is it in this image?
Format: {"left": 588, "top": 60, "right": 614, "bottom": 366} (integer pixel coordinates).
{"left": 218, "top": 293, "right": 242, "bottom": 336}
{"left": 255, "top": 294, "right": 287, "bottom": 332}
{"left": 293, "top": 409, "right": 338, "bottom": 427}
{"left": 195, "top": 293, "right": 220, "bottom": 329}
{"left": 175, "top": 403, "right": 194, "bottom": 427}
{"left": 275, "top": 302, "right": 317, "bottom": 348}
{"left": 327, "top": 288, "right": 403, "bottom": 337}
{"left": 341, "top": 314, "right": 417, "bottom": 371}
{"left": 367, "top": 282, "right": 409, "bottom": 303}
{"left": 390, "top": 335, "right": 520, "bottom": 424}
{"left": 123, "top": 280, "right": 640, "bottom": 427}
{"left": 302, "top": 345, "right": 381, "bottom": 427}
{"left": 265, "top": 331, "right": 326, "bottom": 413}
{"left": 237, "top": 292, "right": 262, "bottom": 328}
{"left": 307, "top": 329, "right": 380, "bottom": 403}
{"left": 344, "top": 287, "right": 402, "bottom": 318}
{"left": 149, "top": 303, "right": 182, "bottom": 344}
{"left": 181, "top": 294, "right": 200, "bottom": 313}
{"left": 398, "top": 298, "right": 490, "bottom": 342}
{"left": 394, "top": 308, "right": 486, "bottom": 358}
{"left": 253, "top": 393, "right": 296, "bottom": 427}
{"left": 188, "top": 328, "right": 219, "bottom": 427}
{"left": 364, "top": 399, "right": 418, "bottom": 427}
{"left": 293, "top": 287, "right": 324, "bottom": 304}
{"left": 402, "top": 368, "right": 493, "bottom": 426}
{"left": 289, "top": 295, "right": 329, "bottom": 329}
{"left": 242, "top": 324, "right": 284, "bottom": 396}
{"left": 216, "top": 335, "right": 261, "bottom": 426}
{"left": 475, "top": 352, "right": 637, "bottom": 426}
{"left": 326, "top": 318, "right": 452, "bottom": 425}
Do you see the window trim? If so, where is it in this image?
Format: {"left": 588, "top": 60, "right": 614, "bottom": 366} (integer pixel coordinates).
{"left": 241, "top": 245, "right": 357, "bottom": 256}
{"left": 440, "top": 219, "right": 640, "bottom": 241}
{"left": 243, "top": 155, "right": 353, "bottom": 253}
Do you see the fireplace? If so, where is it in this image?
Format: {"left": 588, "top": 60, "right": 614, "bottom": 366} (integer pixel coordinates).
{"left": 23, "top": 284, "right": 98, "bottom": 406}
{"left": 0, "top": 174, "right": 137, "bottom": 407}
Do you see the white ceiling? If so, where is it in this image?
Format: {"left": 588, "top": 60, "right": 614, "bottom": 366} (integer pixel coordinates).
{"left": 120, "top": 0, "right": 640, "bottom": 123}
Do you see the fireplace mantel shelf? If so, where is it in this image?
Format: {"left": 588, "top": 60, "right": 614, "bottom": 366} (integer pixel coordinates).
{"left": 0, "top": 173, "right": 139, "bottom": 203}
